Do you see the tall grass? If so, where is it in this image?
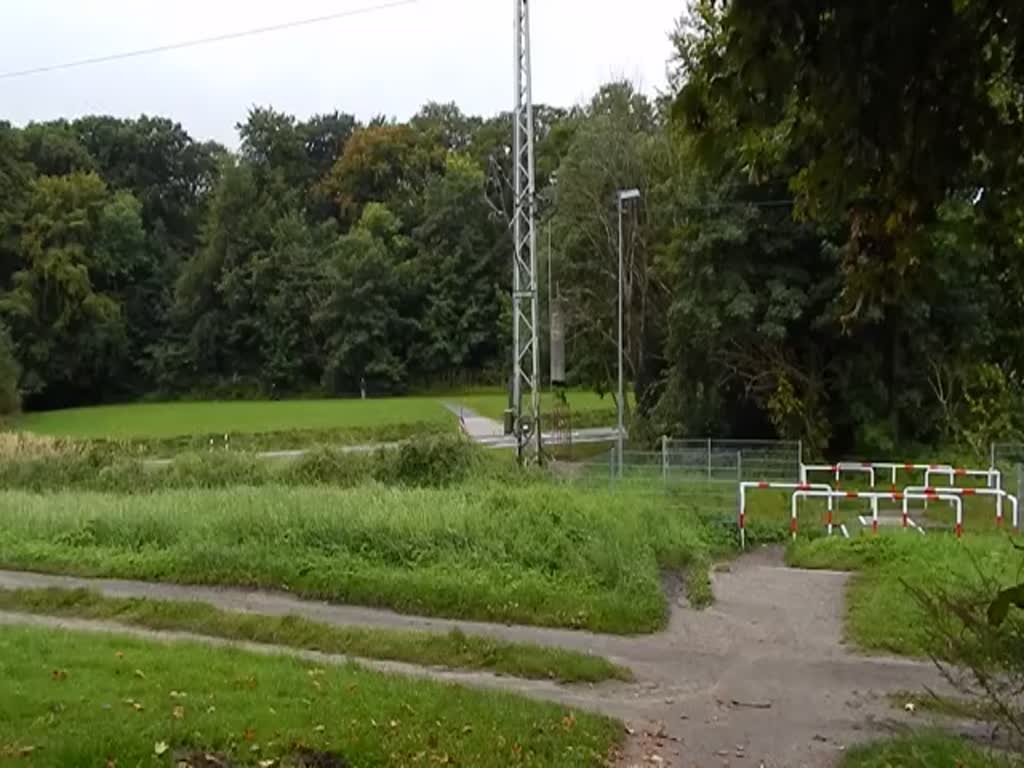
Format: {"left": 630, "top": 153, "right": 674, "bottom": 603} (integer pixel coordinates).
{"left": 0, "top": 435, "right": 498, "bottom": 493}
{"left": 0, "top": 482, "right": 713, "bottom": 634}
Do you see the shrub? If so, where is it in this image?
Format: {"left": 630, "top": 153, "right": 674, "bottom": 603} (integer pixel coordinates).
{"left": 279, "top": 446, "right": 375, "bottom": 487}
{"left": 376, "top": 435, "right": 481, "bottom": 488}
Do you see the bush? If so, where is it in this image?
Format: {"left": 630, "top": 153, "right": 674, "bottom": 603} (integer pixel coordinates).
{"left": 376, "top": 435, "right": 481, "bottom": 488}
{"left": 280, "top": 445, "right": 375, "bottom": 487}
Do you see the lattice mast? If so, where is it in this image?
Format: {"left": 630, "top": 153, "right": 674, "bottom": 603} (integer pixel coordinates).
{"left": 512, "top": 0, "right": 542, "bottom": 460}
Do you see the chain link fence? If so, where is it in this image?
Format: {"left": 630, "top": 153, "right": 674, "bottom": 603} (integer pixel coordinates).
{"left": 991, "top": 442, "right": 1024, "bottom": 499}
{"left": 559, "top": 439, "right": 801, "bottom": 516}
{"left": 662, "top": 438, "right": 802, "bottom": 483}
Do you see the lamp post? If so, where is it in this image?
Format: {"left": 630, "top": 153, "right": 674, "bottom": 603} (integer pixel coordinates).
{"left": 616, "top": 188, "right": 641, "bottom": 478}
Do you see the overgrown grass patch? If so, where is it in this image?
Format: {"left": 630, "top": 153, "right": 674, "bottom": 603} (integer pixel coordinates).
{"left": 788, "top": 533, "right": 1024, "bottom": 657}
{"left": 0, "top": 587, "right": 631, "bottom": 684}
{"left": 0, "top": 482, "right": 714, "bottom": 634}
{"left": 840, "top": 732, "right": 1007, "bottom": 768}
{"left": 0, "top": 625, "right": 621, "bottom": 767}
{"left": 0, "top": 435, "right": 500, "bottom": 493}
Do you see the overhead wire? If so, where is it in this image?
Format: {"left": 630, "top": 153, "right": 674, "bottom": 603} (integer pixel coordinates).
{"left": 0, "top": 0, "right": 418, "bottom": 81}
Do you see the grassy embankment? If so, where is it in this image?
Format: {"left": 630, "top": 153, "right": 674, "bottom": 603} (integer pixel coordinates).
{"left": 0, "top": 481, "right": 721, "bottom": 634}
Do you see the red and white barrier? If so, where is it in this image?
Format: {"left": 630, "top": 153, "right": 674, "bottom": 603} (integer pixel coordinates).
{"left": 801, "top": 463, "right": 877, "bottom": 487}
{"left": 738, "top": 481, "right": 834, "bottom": 549}
{"left": 899, "top": 491, "right": 965, "bottom": 538}
{"left": 903, "top": 485, "right": 1018, "bottom": 530}
{"left": 790, "top": 489, "right": 882, "bottom": 540}
{"left": 923, "top": 467, "right": 1003, "bottom": 520}
{"left": 789, "top": 489, "right": 965, "bottom": 539}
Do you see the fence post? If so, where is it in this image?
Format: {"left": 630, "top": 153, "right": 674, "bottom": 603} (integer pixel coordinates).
{"left": 991, "top": 442, "right": 997, "bottom": 471}
{"left": 707, "top": 437, "right": 712, "bottom": 481}
{"left": 1011, "top": 466, "right": 1019, "bottom": 532}
{"left": 661, "top": 436, "right": 668, "bottom": 484}
{"left": 798, "top": 439, "right": 804, "bottom": 482}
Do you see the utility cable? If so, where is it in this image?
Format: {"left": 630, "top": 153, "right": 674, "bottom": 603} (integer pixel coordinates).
{"left": 0, "top": 0, "right": 418, "bottom": 81}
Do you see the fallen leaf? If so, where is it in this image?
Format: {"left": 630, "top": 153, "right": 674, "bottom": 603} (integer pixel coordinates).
{"left": 105, "top": 758, "right": 116, "bottom": 768}
{"left": 18, "top": 747, "right": 36, "bottom": 757}
{"left": 257, "top": 761, "right": 276, "bottom": 768}
{"left": 313, "top": 725, "right": 325, "bottom": 733}
{"left": 132, "top": 702, "right": 144, "bottom": 712}
{"left": 904, "top": 702, "right": 917, "bottom": 713}
{"left": 51, "top": 669, "right": 67, "bottom": 682}
{"left": 133, "top": 669, "right": 146, "bottom": 679}
{"left": 169, "top": 691, "right": 187, "bottom": 700}
{"left": 461, "top": 725, "right": 472, "bottom": 734}
{"left": 172, "top": 706, "right": 185, "bottom": 720}
{"left": 561, "top": 713, "right": 576, "bottom": 731}
{"left": 115, "top": 651, "right": 124, "bottom": 660}
{"left": 243, "top": 728, "right": 257, "bottom": 742}
{"left": 154, "top": 741, "right": 169, "bottom": 757}
{"left": 206, "top": 706, "right": 216, "bottom": 714}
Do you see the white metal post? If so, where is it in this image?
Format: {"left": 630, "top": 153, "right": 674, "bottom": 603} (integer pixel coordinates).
{"left": 617, "top": 197, "right": 624, "bottom": 479}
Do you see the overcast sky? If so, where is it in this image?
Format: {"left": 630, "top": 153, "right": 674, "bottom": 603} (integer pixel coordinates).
{"left": 0, "top": 0, "right": 684, "bottom": 146}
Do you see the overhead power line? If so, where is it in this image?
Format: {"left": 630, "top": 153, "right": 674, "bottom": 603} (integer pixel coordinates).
{"left": 0, "top": 0, "right": 418, "bottom": 81}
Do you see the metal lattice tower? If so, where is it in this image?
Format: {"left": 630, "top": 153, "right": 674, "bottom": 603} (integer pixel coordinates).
{"left": 512, "top": 0, "right": 542, "bottom": 460}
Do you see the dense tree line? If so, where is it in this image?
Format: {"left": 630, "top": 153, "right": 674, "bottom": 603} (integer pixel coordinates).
{"left": 2, "top": 0, "right": 1023, "bottom": 456}
{"left": 0, "top": 106, "right": 575, "bottom": 409}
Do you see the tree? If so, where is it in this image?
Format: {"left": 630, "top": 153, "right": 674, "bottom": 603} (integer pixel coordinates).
{"left": 0, "top": 321, "right": 20, "bottom": 416}
{"left": 322, "top": 124, "right": 445, "bottom": 227}
{"left": 318, "top": 204, "right": 419, "bottom": 394}
{"left": 0, "top": 172, "right": 143, "bottom": 406}
{"left": 411, "top": 154, "right": 504, "bottom": 378}
{"left": 674, "top": 0, "right": 1024, "bottom": 316}
{"left": 550, "top": 82, "right": 664, "bottom": 414}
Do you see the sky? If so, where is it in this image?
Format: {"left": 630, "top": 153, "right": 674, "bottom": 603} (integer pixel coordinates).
{"left": 0, "top": 0, "right": 684, "bottom": 146}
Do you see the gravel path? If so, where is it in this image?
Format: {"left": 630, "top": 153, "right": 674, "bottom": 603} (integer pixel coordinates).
{"left": 0, "top": 549, "right": 949, "bottom": 767}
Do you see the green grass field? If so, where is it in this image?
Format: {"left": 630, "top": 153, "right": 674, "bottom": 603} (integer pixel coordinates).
{"left": 15, "top": 398, "right": 454, "bottom": 440}
{"left": 788, "top": 533, "right": 1024, "bottom": 657}
{"left": 0, "top": 588, "right": 629, "bottom": 684}
{"left": 0, "top": 482, "right": 715, "bottom": 634}
{"left": 452, "top": 389, "right": 618, "bottom": 422}
{"left": 0, "top": 625, "right": 620, "bottom": 767}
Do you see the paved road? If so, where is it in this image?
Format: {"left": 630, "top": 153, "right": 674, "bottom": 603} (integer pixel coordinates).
{"left": 144, "top": 410, "right": 621, "bottom": 466}
{"left": 0, "top": 548, "right": 952, "bottom": 767}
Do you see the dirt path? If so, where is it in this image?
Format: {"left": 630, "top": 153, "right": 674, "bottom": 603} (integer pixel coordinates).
{"left": 0, "top": 550, "right": 950, "bottom": 767}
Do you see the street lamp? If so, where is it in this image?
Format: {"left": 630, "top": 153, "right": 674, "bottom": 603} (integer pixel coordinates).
{"left": 616, "top": 188, "right": 641, "bottom": 477}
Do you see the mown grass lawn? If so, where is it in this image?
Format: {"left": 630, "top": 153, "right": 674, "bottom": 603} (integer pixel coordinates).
{"left": 0, "top": 625, "right": 621, "bottom": 767}
{"left": 787, "top": 532, "right": 1023, "bottom": 657}
{"left": 452, "top": 389, "right": 618, "bottom": 422}
{"left": 0, "top": 587, "right": 631, "bottom": 684}
{"left": 14, "top": 398, "right": 454, "bottom": 440}
{"left": 0, "top": 482, "right": 717, "bottom": 634}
